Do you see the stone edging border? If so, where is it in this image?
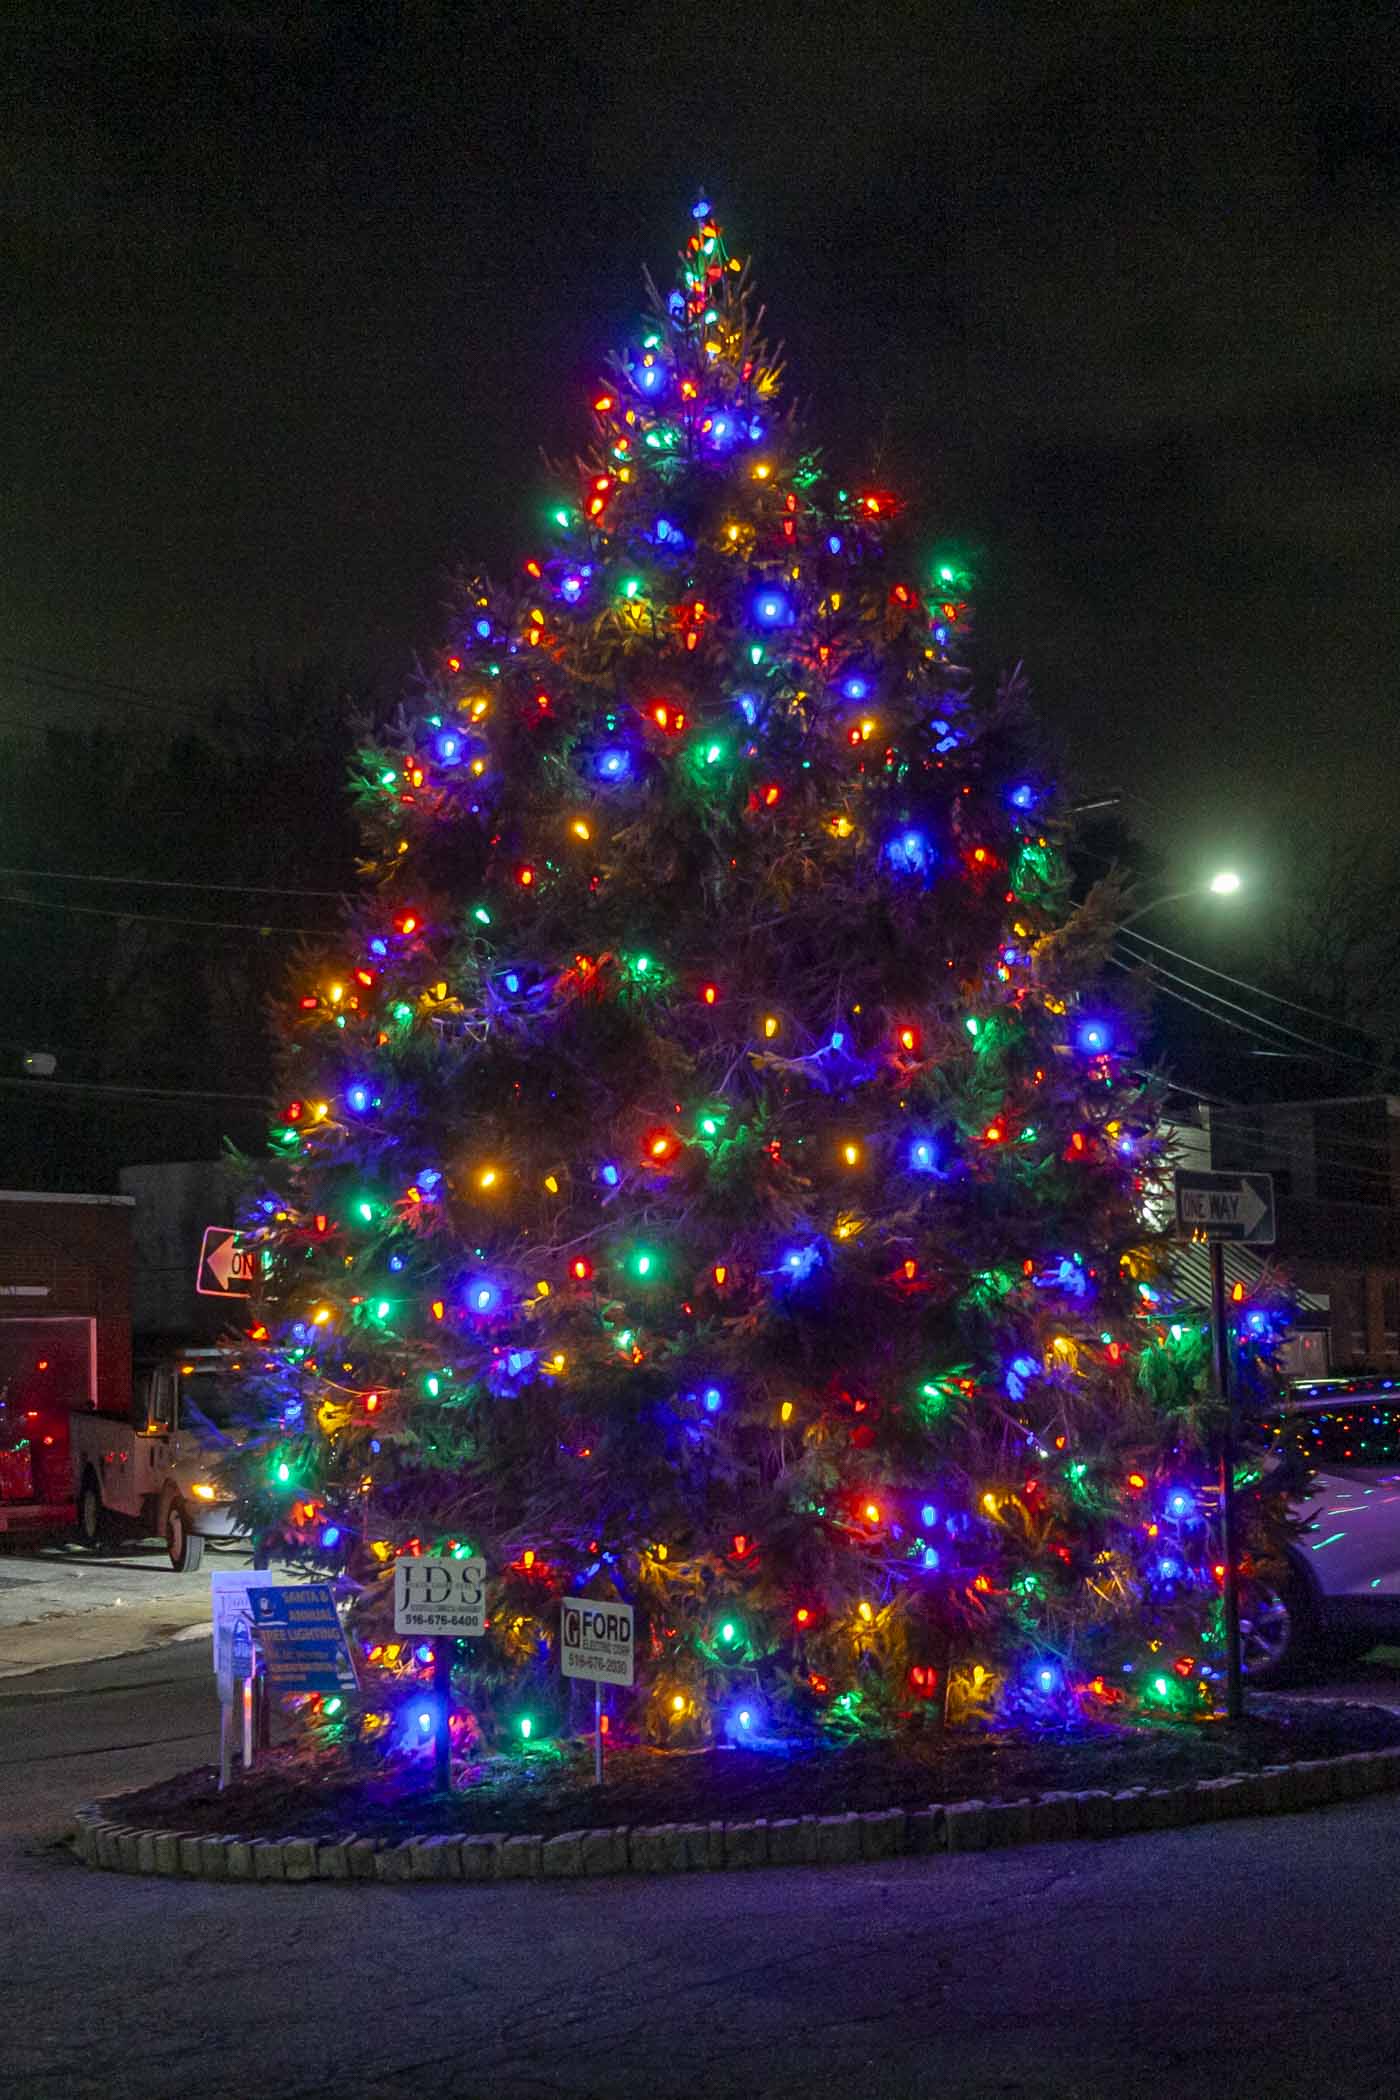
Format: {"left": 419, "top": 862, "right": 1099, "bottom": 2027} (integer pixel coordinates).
{"left": 71, "top": 1736, "right": 1400, "bottom": 1885}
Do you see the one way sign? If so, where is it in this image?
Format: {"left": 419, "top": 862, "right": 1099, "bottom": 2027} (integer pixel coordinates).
{"left": 197, "top": 1226, "right": 257, "bottom": 1297}
{"left": 1174, "top": 1170, "right": 1276, "bottom": 1245}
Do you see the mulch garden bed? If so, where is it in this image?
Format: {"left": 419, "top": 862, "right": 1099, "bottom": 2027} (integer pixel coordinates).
{"left": 111, "top": 1697, "right": 1400, "bottom": 1845}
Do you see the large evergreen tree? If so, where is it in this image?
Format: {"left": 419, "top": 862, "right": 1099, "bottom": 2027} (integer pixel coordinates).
{"left": 239, "top": 205, "right": 1236, "bottom": 1760}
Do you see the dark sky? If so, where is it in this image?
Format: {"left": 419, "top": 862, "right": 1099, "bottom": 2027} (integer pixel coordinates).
{"left": 5, "top": 1, "right": 1398, "bottom": 887}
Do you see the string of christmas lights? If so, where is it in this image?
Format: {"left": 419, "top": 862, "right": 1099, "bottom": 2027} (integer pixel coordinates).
{"left": 228, "top": 201, "right": 1290, "bottom": 1768}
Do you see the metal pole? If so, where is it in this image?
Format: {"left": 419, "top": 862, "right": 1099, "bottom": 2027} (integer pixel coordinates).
{"left": 594, "top": 1680, "right": 603, "bottom": 1786}
{"left": 219, "top": 1700, "right": 232, "bottom": 1791}
{"left": 1211, "top": 1240, "right": 1245, "bottom": 1722}
{"left": 433, "top": 1639, "right": 453, "bottom": 1792}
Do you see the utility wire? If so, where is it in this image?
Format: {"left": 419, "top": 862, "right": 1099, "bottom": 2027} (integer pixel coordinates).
{"left": 1110, "top": 950, "right": 1386, "bottom": 1074}
{"left": 0, "top": 1076, "right": 264, "bottom": 1104}
{"left": 0, "top": 891, "right": 334, "bottom": 937}
{"left": 0, "top": 654, "right": 225, "bottom": 708}
{"left": 0, "top": 668, "right": 223, "bottom": 726}
{"left": 1118, "top": 924, "right": 1391, "bottom": 1040}
{"left": 0, "top": 863, "right": 350, "bottom": 902}
{"left": 1106, "top": 956, "right": 1371, "bottom": 1069}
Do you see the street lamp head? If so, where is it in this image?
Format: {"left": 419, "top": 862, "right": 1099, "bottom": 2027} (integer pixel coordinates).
{"left": 1208, "top": 870, "right": 1242, "bottom": 896}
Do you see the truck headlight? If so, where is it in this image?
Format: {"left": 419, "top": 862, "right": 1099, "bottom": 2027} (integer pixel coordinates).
{"left": 191, "top": 1482, "right": 218, "bottom": 1502}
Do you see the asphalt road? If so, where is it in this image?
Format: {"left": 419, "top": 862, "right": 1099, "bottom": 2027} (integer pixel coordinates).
{"left": 5, "top": 1648, "right": 1400, "bottom": 2100}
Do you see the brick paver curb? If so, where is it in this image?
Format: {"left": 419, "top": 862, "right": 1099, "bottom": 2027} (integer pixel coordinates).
{"left": 69, "top": 1731, "right": 1400, "bottom": 1886}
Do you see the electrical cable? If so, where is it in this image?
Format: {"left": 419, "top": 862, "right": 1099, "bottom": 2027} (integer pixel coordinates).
{"left": 0, "top": 669, "right": 222, "bottom": 726}
{"left": 1110, "top": 950, "right": 1386, "bottom": 1074}
{"left": 0, "top": 891, "right": 335, "bottom": 937}
{"left": 0, "top": 863, "right": 350, "bottom": 902}
{"left": 0, "top": 1076, "right": 264, "bottom": 1104}
{"left": 1117, "top": 924, "right": 1393, "bottom": 1039}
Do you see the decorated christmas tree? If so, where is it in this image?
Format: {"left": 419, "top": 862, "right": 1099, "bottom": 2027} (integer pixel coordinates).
{"left": 236, "top": 203, "right": 1255, "bottom": 1764}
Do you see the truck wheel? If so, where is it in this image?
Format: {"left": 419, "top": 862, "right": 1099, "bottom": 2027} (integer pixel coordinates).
{"left": 76, "top": 1473, "right": 107, "bottom": 1550}
{"left": 166, "top": 1502, "right": 204, "bottom": 1574}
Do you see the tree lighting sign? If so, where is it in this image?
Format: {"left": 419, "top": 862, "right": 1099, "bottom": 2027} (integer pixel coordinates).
{"left": 560, "top": 1598, "right": 634, "bottom": 1687}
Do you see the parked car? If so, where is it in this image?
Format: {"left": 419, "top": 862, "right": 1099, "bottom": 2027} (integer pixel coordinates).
{"left": 1242, "top": 1378, "right": 1400, "bottom": 1683}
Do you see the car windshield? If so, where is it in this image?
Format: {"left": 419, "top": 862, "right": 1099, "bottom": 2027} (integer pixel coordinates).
{"left": 1270, "top": 1402, "right": 1400, "bottom": 1467}
{"left": 180, "top": 1373, "right": 255, "bottom": 1437}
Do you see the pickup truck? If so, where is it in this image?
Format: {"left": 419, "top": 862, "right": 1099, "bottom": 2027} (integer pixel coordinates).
{"left": 71, "top": 1347, "right": 245, "bottom": 1571}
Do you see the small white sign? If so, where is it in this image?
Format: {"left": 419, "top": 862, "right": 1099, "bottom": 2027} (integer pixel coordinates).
{"left": 210, "top": 1568, "right": 295, "bottom": 1699}
{"left": 560, "top": 1597, "right": 634, "bottom": 1687}
{"left": 394, "top": 1557, "right": 486, "bottom": 1637}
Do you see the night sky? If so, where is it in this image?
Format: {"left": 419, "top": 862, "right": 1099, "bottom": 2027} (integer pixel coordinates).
{"left": 6, "top": 2, "right": 1399, "bottom": 886}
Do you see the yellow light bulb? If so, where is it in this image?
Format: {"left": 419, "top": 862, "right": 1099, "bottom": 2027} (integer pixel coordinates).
{"left": 328, "top": 982, "right": 343, "bottom": 1005}
{"left": 535, "top": 1280, "right": 550, "bottom": 1297}
{"left": 479, "top": 1166, "right": 499, "bottom": 1190}
{"left": 843, "top": 1142, "right": 861, "bottom": 1167}
{"left": 671, "top": 1693, "right": 685, "bottom": 1712}
{"left": 763, "top": 1015, "right": 779, "bottom": 1039}
{"left": 544, "top": 1174, "right": 559, "bottom": 1193}
{"left": 312, "top": 1101, "right": 329, "bottom": 1121}
{"left": 858, "top": 1601, "right": 874, "bottom": 1624}
{"left": 780, "top": 1400, "right": 793, "bottom": 1423}
{"left": 753, "top": 462, "right": 771, "bottom": 480}
{"left": 572, "top": 819, "right": 591, "bottom": 841}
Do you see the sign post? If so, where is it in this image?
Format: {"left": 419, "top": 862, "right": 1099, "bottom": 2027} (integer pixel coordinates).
{"left": 393, "top": 1557, "right": 486, "bottom": 1792}
{"left": 1175, "top": 1168, "right": 1276, "bottom": 1724}
{"left": 212, "top": 1570, "right": 292, "bottom": 1786}
{"left": 560, "top": 1597, "right": 634, "bottom": 1784}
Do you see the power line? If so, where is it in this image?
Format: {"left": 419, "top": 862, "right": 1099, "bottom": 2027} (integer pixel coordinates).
{"left": 0, "top": 1076, "right": 264, "bottom": 1105}
{"left": 0, "top": 654, "right": 224, "bottom": 707}
{"left": 1106, "top": 956, "right": 1367, "bottom": 1069}
{"left": 0, "top": 891, "right": 335, "bottom": 937}
{"left": 0, "top": 863, "right": 350, "bottom": 903}
{"left": 1118, "top": 924, "right": 1390, "bottom": 1040}
{"left": 0, "top": 663, "right": 224, "bottom": 727}
{"left": 1112, "top": 948, "right": 1387, "bottom": 1074}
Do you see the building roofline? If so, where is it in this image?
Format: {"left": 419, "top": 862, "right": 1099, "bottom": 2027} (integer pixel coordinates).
{"left": 0, "top": 1189, "right": 136, "bottom": 1207}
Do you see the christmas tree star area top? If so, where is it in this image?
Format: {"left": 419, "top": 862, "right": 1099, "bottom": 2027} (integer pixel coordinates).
{"left": 233, "top": 204, "right": 1286, "bottom": 1763}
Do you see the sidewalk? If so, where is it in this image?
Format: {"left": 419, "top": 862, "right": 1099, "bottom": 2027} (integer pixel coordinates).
{"left": 0, "top": 1542, "right": 249, "bottom": 1678}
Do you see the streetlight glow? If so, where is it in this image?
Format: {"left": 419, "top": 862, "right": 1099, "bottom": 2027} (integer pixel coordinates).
{"left": 1208, "top": 870, "right": 1242, "bottom": 896}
